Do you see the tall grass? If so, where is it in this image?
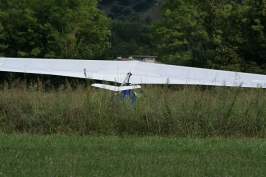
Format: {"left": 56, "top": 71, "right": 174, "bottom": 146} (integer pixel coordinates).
{"left": 0, "top": 79, "right": 266, "bottom": 137}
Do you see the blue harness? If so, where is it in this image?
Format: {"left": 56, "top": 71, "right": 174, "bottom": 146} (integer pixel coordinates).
{"left": 118, "top": 89, "right": 137, "bottom": 107}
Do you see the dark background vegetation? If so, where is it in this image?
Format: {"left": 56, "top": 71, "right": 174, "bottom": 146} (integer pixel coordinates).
{"left": 0, "top": 0, "right": 266, "bottom": 82}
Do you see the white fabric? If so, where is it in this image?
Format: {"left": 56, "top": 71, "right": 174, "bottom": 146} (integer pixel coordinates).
{"left": 0, "top": 57, "right": 266, "bottom": 88}
{"left": 91, "top": 84, "right": 141, "bottom": 91}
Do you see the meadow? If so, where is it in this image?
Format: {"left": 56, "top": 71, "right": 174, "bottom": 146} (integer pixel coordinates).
{"left": 0, "top": 79, "right": 266, "bottom": 137}
{"left": 1, "top": 135, "right": 266, "bottom": 176}
{"left": 1, "top": 80, "right": 266, "bottom": 176}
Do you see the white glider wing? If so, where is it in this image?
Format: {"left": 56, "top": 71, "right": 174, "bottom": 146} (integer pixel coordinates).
{"left": 129, "top": 62, "right": 266, "bottom": 88}
{"left": 0, "top": 58, "right": 130, "bottom": 83}
{"left": 0, "top": 57, "right": 266, "bottom": 88}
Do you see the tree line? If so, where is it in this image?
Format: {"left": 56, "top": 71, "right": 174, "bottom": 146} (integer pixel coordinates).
{"left": 154, "top": 0, "right": 266, "bottom": 73}
{"left": 0, "top": 0, "right": 266, "bottom": 74}
{"left": 0, "top": 0, "right": 111, "bottom": 59}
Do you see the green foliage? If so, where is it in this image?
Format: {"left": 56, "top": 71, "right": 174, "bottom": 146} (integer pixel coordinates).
{"left": 100, "top": 0, "right": 115, "bottom": 5}
{"left": 153, "top": 0, "right": 208, "bottom": 66}
{"left": 110, "top": 2, "right": 124, "bottom": 15}
{"left": 121, "top": 0, "right": 131, "bottom": 6}
{"left": 0, "top": 0, "right": 111, "bottom": 59}
{"left": 153, "top": 0, "right": 266, "bottom": 73}
{"left": 122, "top": 7, "right": 132, "bottom": 16}
{"left": 99, "top": 0, "right": 157, "bottom": 21}
{"left": 107, "top": 20, "right": 154, "bottom": 58}
{"left": 133, "top": 0, "right": 150, "bottom": 12}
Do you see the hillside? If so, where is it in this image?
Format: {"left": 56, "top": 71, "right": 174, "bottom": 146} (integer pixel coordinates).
{"left": 98, "top": 0, "right": 163, "bottom": 21}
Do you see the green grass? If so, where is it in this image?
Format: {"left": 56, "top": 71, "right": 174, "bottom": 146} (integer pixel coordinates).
{"left": 1, "top": 81, "right": 266, "bottom": 137}
{"left": 0, "top": 135, "right": 265, "bottom": 177}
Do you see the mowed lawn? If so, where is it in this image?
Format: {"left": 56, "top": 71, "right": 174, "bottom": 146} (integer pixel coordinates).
{"left": 0, "top": 135, "right": 265, "bottom": 177}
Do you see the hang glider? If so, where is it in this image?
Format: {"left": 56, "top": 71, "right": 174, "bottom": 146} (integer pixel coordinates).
{"left": 0, "top": 57, "right": 266, "bottom": 90}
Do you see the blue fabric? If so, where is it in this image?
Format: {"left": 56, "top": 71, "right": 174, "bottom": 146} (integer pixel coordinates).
{"left": 118, "top": 90, "right": 137, "bottom": 107}
{"left": 121, "top": 90, "right": 136, "bottom": 101}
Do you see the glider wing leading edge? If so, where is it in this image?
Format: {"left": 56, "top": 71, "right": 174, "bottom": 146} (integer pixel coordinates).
{"left": 0, "top": 57, "right": 266, "bottom": 89}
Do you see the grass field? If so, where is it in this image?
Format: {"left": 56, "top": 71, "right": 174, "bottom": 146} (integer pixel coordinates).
{"left": 1, "top": 81, "right": 266, "bottom": 176}
{"left": 1, "top": 135, "right": 266, "bottom": 177}
{"left": 1, "top": 81, "right": 266, "bottom": 137}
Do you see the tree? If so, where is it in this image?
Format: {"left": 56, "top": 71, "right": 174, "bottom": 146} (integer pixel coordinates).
{"left": 153, "top": 0, "right": 266, "bottom": 73}
{"left": 121, "top": 0, "right": 131, "bottom": 6}
{"left": 100, "top": 0, "right": 115, "bottom": 5}
{"left": 110, "top": 2, "right": 124, "bottom": 16}
{"left": 0, "top": 0, "right": 111, "bottom": 59}
{"left": 123, "top": 7, "right": 132, "bottom": 16}
{"left": 238, "top": 0, "right": 266, "bottom": 73}
{"left": 153, "top": 0, "right": 209, "bottom": 67}
{"left": 0, "top": 0, "right": 41, "bottom": 57}
{"left": 133, "top": 0, "right": 149, "bottom": 12}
